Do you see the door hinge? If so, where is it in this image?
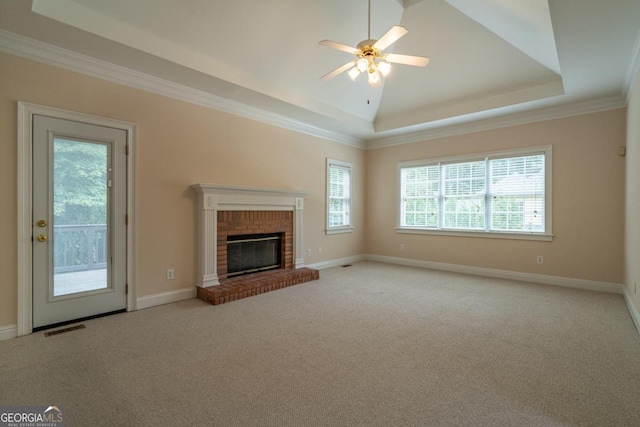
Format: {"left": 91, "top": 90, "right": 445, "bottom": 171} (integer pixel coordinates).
{"left": 125, "top": 284, "right": 128, "bottom": 294}
{"left": 125, "top": 214, "right": 128, "bottom": 225}
{"left": 125, "top": 145, "right": 129, "bottom": 156}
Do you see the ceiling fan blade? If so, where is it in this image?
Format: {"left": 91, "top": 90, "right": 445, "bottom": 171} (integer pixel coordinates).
{"left": 373, "top": 26, "right": 408, "bottom": 50}
{"left": 319, "top": 40, "right": 359, "bottom": 55}
{"left": 320, "top": 61, "right": 356, "bottom": 80}
{"left": 386, "top": 53, "right": 430, "bottom": 67}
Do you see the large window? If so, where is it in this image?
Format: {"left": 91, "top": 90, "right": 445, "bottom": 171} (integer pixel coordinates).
{"left": 326, "top": 159, "right": 353, "bottom": 234}
{"left": 398, "top": 146, "right": 551, "bottom": 240}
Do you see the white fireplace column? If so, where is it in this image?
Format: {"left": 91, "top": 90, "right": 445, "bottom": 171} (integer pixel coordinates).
{"left": 192, "top": 184, "right": 308, "bottom": 288}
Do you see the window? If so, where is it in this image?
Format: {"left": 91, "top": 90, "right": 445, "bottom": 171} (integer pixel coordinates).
{"left": 327, "top": 159, "right": 353, "bottom": 234}
{"left": 398, "top": 146, "right": 551, "bottom": 240}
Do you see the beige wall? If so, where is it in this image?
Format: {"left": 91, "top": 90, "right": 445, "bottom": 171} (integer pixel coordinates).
{"left": 365, "top": 109, "right": 626, "bottom": 284}
{"left": 0, "top": 49, "right": 631, "bottom": 330}
{"left": 625, "top": 70, "right": 640, "bottom": 315}
{"left": 0, "top": 52, "right": 365, "bottom": 327}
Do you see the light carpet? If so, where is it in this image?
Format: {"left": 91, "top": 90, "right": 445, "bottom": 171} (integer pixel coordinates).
{"left": 1, "top": 261, "right": 639, "bottom": 426}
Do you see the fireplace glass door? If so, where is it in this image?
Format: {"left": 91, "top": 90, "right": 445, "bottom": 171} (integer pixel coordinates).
{"left": 227, "top": 233, "right": 282, "bottom": 277}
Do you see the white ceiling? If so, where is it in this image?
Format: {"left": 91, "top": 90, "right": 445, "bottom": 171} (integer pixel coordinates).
{"left": 1, "top": 0, "right": 639, "bottom": 146}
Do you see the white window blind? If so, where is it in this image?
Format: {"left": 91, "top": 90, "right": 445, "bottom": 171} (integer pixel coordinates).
{"left": 400, "top": 165, "right": 439, "bottom": 227}
{"left": 443, "top": 161, "right": 486, "bottom": 230}
{"left": 398, "top": 147, "right": 550, "bottom": 238}
{"left": 488, "top": 155, "right": 545, "bottom": 232}
{"left": 327, "top": 159, "right": 352, "bottom": 232}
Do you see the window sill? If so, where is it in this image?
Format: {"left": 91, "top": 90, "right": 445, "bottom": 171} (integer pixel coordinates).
{"left": 396, "top": 227, "right": 553, "bottom": 241}
{"left": 326, "top": 226, "right": 354, "bottom": 235}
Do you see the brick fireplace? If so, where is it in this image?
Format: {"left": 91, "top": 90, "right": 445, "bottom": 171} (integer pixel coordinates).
{"left": 191, "top": 185, "right": 319, "bottom": 304}
{"left": 217, "top": 211, "right": 293, "bottom": 279}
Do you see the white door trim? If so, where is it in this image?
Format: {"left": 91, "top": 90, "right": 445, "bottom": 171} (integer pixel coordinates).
{"left": 17, "top": 102, "right": 138, "bottom": 336}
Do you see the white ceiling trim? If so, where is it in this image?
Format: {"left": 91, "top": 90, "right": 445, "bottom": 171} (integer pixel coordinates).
{"left": 374, "top": 76, "right": 564, "bottom": 132}
{"left": 0, "top": 29, "right": 628, "bottom": 151}
{"left": 366, "top": 94, "right": 626, "bottom": 149}
{"left": 398, "top": 0, "right": 426, "bottom": 8}
{"left": 0, "top": 29, "right": 365, "bottom": 149}
{"left": 624, "top": 27, "right": 640, "bottom": 102}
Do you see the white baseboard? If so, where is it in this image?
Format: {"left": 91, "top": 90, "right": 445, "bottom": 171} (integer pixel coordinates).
{"left": 136, "top": 287, "right": 197, "bottom": 310}
{"left": 0, "top": 288, "right": 196, "bottom": 339}
{"left": 306, "top": 255, "right": 365, "bottom": 270}
{"left": 623, "top": 287, "right": 640, "bottom": 335}
{"left": 0, "top": 324, "right": 18, "bottom": 341}
{"left": 363, "top": 254, "right": 624, "bottom": 294}
{"left": 5, "top": 258, "right": 633, "bottom": 338}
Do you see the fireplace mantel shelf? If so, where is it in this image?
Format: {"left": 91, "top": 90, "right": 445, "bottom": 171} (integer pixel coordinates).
{"left": 191, "top": 184, "right": 307, "bottom": 198}
{"left": 192, "top": 184, "right": 307, "bottom": 288}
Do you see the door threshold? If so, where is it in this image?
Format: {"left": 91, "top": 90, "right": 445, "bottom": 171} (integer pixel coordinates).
{"left": 33, "top": 308, "right": 126, "bottom": 333}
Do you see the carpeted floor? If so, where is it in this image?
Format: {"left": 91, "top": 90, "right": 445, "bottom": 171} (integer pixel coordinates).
{"left": 1, "top": 261, "right": 639, "bottom": 426}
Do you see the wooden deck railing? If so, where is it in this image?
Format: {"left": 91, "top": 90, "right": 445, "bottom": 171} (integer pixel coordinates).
{"left": 53, "top": 224, "right": 107, "bottom": 273}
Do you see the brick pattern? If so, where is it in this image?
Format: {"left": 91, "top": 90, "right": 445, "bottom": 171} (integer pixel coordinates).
{"left": 201, "top": 210, "right": 316, "bottom": 306}
{"left": 217, "top": 211, "right": 294, "bottom": 280}
{"left": 197, "top": 268, "right": 320, "bottom": 305}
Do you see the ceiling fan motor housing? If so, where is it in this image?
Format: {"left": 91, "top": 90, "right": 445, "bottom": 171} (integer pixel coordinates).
{"left": 356, "top": 41, "right": 384, "bottom": 73}
{"left": 357, "top": 39, "right": 378, "bottom": 49}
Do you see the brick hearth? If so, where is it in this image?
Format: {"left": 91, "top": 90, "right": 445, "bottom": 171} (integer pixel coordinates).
{"left": 197, "top": 268, "right": 319, "bottom": 305}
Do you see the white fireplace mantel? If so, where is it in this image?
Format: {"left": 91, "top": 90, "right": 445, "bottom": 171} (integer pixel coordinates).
{"left": 192, "top": 184, "right": 307, "bottom": 288}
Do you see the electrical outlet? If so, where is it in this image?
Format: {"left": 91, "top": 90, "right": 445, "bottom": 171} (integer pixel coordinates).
{"left": 166, "top": 268, "right": 175, "bottom": 280}
{"left": 400, "top": 243, "right": 405, "bottom": 251}
{"left": 318, "top": 247, "right": 322, "bottom": 254}
{"left": 536, "top": 256, "right": 544, "bottom": 264}
{"left": 307, "top": 248, "right": 312, "bottom": 257}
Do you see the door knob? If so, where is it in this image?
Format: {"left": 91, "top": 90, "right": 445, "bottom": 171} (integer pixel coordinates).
{"left": 36, "top": 235, "right": 48, "bottom": 242}
{"left": 37, "top": 220, "right": 47, "bottom": 227}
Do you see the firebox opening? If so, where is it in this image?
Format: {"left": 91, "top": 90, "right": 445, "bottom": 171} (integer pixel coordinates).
{"left": 227, "top": 233, "right": 283, "bottom": 278}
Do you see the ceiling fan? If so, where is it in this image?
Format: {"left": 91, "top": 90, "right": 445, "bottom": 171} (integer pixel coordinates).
{"left": 319, "top": 0, "right": 429, "bottom": 87}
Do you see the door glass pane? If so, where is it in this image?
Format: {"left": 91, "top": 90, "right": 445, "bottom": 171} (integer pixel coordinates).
{"left": 52, "top": 138, "right": 109, "bottom": 296}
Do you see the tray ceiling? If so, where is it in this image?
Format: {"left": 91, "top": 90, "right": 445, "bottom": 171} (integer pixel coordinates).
{"left": 0, "top": 0, "right": 638, "bottom": 145}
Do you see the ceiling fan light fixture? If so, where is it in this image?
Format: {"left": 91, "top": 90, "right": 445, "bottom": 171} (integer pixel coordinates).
{"left": 348, "top": 67, "right": 361, "bottom": 81}
{"left": 368, "top": 68, "right": 381, "bottom": 84}
{"left": 356, "top": 58, "right": 369, "bottom": 72}
{"left": 378, "top": 60, "right": 391, "bottom": 76}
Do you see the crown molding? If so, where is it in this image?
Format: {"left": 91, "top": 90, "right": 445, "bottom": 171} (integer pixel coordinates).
{"left": 0, "top": 29, "right": 629, "bottom": 152}
{"left": 624, "top": 27, "right": 640, "bottom": 102}
{"left": 398, "top": 0, "right": 426, "bottom": 9}
{"left": 365, "top": 94, "right": 627, "bottom": 149}
{"left": 0, "top": 29, "right": 365, "bottom": 149}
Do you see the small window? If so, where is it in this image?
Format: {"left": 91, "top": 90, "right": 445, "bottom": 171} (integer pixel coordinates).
{"left": 398, "top": 146, "right": 552, "bottom": 240}
{"left": 326, "top": 159, "right": 353, "bottom": 234}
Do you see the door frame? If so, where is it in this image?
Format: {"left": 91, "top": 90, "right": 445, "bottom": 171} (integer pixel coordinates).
{"left": 17, "top": 102, "right": 138, "bottom": 336}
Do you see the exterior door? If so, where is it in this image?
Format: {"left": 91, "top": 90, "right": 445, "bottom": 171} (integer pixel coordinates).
{"left": 32, "top": 115, "right": 127, "bottom": 329}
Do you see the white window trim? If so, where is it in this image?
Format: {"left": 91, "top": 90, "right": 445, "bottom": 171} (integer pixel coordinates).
{"left": 396, "top": 145, "right": 553, "bottom": 241}
{"left": 326, "top": 158, "right": 354, "bottom": 234}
